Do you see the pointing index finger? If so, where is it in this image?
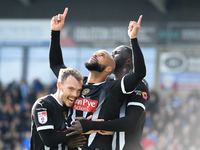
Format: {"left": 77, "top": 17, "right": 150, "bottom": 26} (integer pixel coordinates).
{"left": 137, "top": 15, "right": 143, "bottom": 26}
{"left": 63, "top": 7, "right": 68, "bottom": 19}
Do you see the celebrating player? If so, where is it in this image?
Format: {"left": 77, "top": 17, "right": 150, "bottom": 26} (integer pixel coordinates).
{"left": 30, "top": 68, "right": 86, "bottom": 150}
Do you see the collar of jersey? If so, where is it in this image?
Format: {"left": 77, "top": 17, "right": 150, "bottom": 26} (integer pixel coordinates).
{"left": 50, "top": 93, "right": 63, "bottom": 106}
{"left": 85, "top": 81, "right": 106, "bottom": 85}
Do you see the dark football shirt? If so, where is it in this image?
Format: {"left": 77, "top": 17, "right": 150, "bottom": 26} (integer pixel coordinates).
{"left": 77, "top": 79, "right": 150, "bottom": 150}
{"left": 114, "top": 79, "right": 150, "bottom": 150}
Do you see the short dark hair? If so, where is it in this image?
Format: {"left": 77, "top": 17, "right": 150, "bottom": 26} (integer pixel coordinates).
{"left": 58, "top": 68, "right": 83, "bottom": 84}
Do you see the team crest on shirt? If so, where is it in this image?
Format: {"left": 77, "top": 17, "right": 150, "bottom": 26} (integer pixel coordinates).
{"left": 82, "top": 88, "right": 90, "bottom": 95}
{"left": 38, "top": 111, "right": 47, "bottom": 124}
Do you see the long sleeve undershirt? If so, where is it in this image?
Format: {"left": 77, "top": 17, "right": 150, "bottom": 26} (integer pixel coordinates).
{"left": 123, "top": 38, "right": 146, "bottom": 92}
{"left": 49, "top": 31, "right": 66, "bottom": 78}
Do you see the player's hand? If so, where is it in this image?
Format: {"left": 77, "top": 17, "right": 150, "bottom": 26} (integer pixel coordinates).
{"left": 128, "top": 15, "right": 142, "bottom": 39}
{"left": 66, "top": 117, "right": 105, "bottom": 136}
{"left": 67, "top": 135, "right": 86, "bottom": 148}
{"left": 51, "top": 7, "right": 68, "bottom": 31}
{"left": 82, "top": 118, "right": 104, "bottom": 135}
{"left": 98, "top": 130, "right": 114, "bottom": 135}
{"left": 83, "top": 130, "right": 100, "bottom": 134}
{"left": 66, "top": 120, "right": 83, "bottom": 136}
{"left": 74, "top": 115, "right": 93, "bottom": 121}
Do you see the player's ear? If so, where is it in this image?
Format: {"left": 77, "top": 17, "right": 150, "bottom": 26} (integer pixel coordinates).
{"left": 105, "top": 66, "right": 113, "bottom": 75}
{"left": 126, "top": 59, "right": 132, "bottom": 65}
{"left": 57, "top": 82, "right": 61, "bottom": 89}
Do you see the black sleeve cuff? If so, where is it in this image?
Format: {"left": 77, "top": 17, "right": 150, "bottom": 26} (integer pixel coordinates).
{"left": 79, "top": 119, "right": 94, "bottom": 133}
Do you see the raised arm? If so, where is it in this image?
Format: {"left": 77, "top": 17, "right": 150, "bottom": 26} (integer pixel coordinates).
{"left": 122, "top": 15, "right": 146, "bottom": 93}
{"left": 49, "top": 8, "right": 68, "bottom": 77}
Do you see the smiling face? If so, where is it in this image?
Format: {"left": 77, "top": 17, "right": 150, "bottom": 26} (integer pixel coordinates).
{"left": 59, "top": 75, "right": 82, "bottom": 107}
{"left": 85, "top": 50, "right": 115, "bottom": 73}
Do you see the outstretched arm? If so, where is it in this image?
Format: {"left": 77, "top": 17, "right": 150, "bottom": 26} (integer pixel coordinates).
{"left": 66, "top": 106, "right": 144, "bottom": 136}
{"left": 66, "top": 81, "right": 149, "bottom": 136}
{"left": 49, "top": 8, "right": 68, "bottom": 77}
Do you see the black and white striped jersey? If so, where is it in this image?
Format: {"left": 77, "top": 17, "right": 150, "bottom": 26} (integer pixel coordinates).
{"left": 77, "top": 79, "right": 149, "bottom": 150}
{"left": 73, "top": 78, "right": 129, "bottom": 150}
{"left": 114, "top": 79, "right": 149, "bottom": 150}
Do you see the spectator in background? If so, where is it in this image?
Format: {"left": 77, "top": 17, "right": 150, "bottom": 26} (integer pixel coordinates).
{"left": 32, "top": 78, "right": 44, "bottom": 93}
{"left": 20, "top": 80, "right": 29, "bottom": 101}
{"left": 26, "top": 87, "right": 37, "bottom": 106}
{"left": 147, "top": 89, "right": 159, "bottom": 114}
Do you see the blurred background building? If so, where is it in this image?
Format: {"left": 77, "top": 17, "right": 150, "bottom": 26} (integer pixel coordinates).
{"left": 0, "top": 0, "right": 200, "bottom": 149}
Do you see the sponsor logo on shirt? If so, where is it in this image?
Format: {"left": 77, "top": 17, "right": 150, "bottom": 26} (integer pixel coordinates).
{"left": 134, "top": 90, "right": 148, "bottom": 100}
{"left": 134, "top": 90, "right": 142, "bottom": 95}
{"left": 38, "top": 111, "right": 47, "bottom": 124}
{"left": 72, "top": 98, "right": 98, "bottom": 112}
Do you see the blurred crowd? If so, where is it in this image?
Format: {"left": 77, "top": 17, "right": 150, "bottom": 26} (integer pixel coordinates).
{"left": 142, "top": 90, "right": 200, "bottom": 150}
{"left": 0, "top": 79, "right": 56, "bottom": 150}
{"left": 0, "top": 79, "right": 200, "bottom": 150}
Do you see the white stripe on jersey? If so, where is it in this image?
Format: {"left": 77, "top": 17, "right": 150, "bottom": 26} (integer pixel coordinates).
{"left": 119, "top": 132, "right": 125, "bottom": 150}
{"left": 88, "top": 132, "right": 97, "bottom": 146}
{"left": 112, "top": 132, "right": 117, "bottom": 150}
{"left": 44, "top": 145, "right": 50, "bottom": 150}
{"left": 71, "top": 109, "right": 77, "bottom": 123}
{"left": 44, "top": 144, "right": 68, "bottom": 150}
{"left": 37, "top": 125, "right": 54, "bottom": 131}
{"left": 88, "top": 103, "right": 102, "bottom": 146}
{"left": 119, "top": 102, "right": 126, "bottom": 150}
{"left": 58, "top": 144, "right": 62, "bottom": 150}
{"left": 127, "top": 102, "right": 145, "bottom": 111}
{"left": 121, "top": 75, "right": 135, "bottom": 94}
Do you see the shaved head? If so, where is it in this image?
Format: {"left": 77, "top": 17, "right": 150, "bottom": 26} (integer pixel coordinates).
{"left": 85, "top": 49, "right": 115, "bottom": 74}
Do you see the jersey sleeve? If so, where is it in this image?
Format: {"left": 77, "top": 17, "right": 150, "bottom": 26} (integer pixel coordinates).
{"left": 32, "top": 98, "right": 55, "bottom": 131}
{"left": 126, "top": 79, "right": 149, "bottom": 111}
{"left": 49, "top": 30, "right": 67, "bottom": 78}
{"left": 38, "top": 129, "right": 79, "bottom": 147}
{"left": 121, "top": 38, "right": 146, "bottom": 94}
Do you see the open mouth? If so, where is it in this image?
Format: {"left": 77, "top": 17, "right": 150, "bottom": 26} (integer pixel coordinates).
{"left": 68, "top": 97, "right": 75, "bottom": 104}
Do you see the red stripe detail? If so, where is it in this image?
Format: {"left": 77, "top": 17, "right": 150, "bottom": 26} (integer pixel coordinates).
{"left": 54, "top": 128, "right": 67, "bottom": 132}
